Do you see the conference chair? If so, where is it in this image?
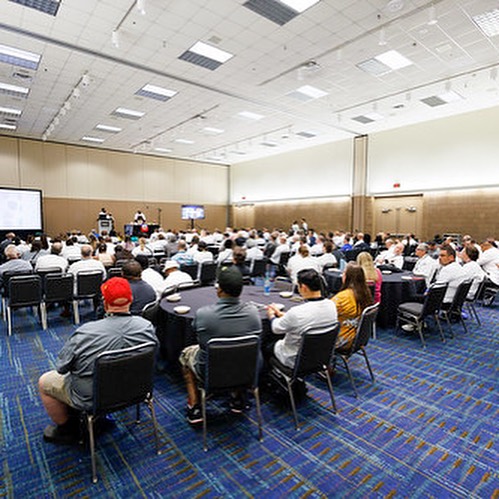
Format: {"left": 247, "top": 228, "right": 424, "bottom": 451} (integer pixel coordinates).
{"left": 396, "top": 283, "right": 447, "bottom": 348}
{"left": 5, "top": 274, "right": 43, "bottom": 336}
{"left": 73, "top": 271, "right": 104, "bottom": 325}
{"left": 77, "top": 342, "right": 160, "bottom": 483}
{"left": 199, "top": 334, "right": 263, "bottom": 451}
{"left": 249, "top": 258, "right": 267, "bottom": 279}
{"left": 36, "top": 267, "right": 63, "bottom": 294}
{"left": 465, "top": 279, "right": 486, "bottom": 325}
{"left": 106, "top": 267, "right": 123, "bottom": 279}
{"left": 180, "top": 263, "right": 199, "bottom": 280}
{"left": 198, "top": 261, "right": 217, "bottom": 286}
{"left": 332, "top": 303, "right": 379, "bottom": 398}
{"left": 269, "top": 323, "right": 340, "bottom": 430}
{"left": 439, "top": 280, "right": 473, "bottom": 337}
{"left": 1, "top": 269, "right": 33, "bottom": 321}
{"left": 41, "top": 273, "right": 74, "bottom": 330}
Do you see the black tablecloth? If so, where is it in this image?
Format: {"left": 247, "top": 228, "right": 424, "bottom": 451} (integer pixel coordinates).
{"left": 158, "top": 285, "right": 302, "bottom": 363}
{"left": 324, "top": 269, "right": 426, "bottom": 328}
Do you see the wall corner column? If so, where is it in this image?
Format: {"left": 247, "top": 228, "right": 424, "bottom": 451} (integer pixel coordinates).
{"left": 351, "top": 135, "right": 368, "bottom": 232}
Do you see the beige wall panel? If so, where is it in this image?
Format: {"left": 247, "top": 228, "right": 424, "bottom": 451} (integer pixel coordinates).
{"left": 86, "top": 149, "right": 111, "bottom": 200}
{"left": 0, "top": 136, "right": 19, "bottom": 186}
{"left": 66, "top": 147, "right": 89, "bottom": 198}
{"left": 106, "top": 152, "right": 144, "bottom": 200}
{"left": 42, "top": 142, "right": 67, "bottom": 197}
{"left": 143, "top": 155, "right": 175, "bottom": 201}
{"left": 19, "top": 140, "right": 44, "bottom": 188}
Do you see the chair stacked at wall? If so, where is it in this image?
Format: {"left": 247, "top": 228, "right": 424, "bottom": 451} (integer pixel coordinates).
{"left": 396, "top": 283, "right": 447, "bottom": 348}
{"left": 270, "top": 323, "right": 340, "bottom": 430}
{"left": 73, "top": 271, "right": 104, "bottom": 325}
{"left": 41, "top": 274, "right": 74, "bottom": 329}
{"left": 200, "top": 333, "right": 263, "bottom": 451}
{"left": 5, "top": 274, "right": 43, "bottom": 336}
{"left": 76, "top": 342, "right": 161, "bottom": 483}
{"left": 333, "top": 303, "right": 379, "bottom": 398}
{"left": 439, "top": 280, "right": 473, "bottom": 337}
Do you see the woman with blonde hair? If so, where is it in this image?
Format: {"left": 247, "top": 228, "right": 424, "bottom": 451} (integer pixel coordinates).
{"left": 331, "top": 263, "right": 373, "bottom": 349}
{"left": 356, "top": 251, "right": 382, "bottom": 303}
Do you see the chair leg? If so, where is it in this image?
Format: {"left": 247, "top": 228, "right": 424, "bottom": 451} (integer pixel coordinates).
{"left": 146, "top": 397, "right": 161, "bottom": 455}
{"left": 360, "top": 348, "right": 375, "bottom": 383}
{"left": 340, "top": 356, "right": 358, "bottom": 398}
{"left": 201, "top": 389, "right": 208, "bottom": 451}
{"left": 416, "top": 322, "right": 426, "bottom": 349}
{"left": 87, "top": 415, "right": 98, "bottom": 483}
{"left": 286, "top": 377, "right": 299, "bottom": 430}
{"left": 468, "top": 303, "right": 481, "bottom": 326}
{"left": 434, "top": 315, "right": 446, "bottom": 343}
{"left": 135, "top": 404, "right": 141, "bottom": 423}
{"left": 40, "top": 302, "right": 48, "bottom": 330}
{"left": 441, "top": 312, "right": 453, "bottom": 339}
{"left": 7, "top": 306, "right": 12, "bottom": 336}
{"left": 2, "top": 297, "right": 6, "bottom": 322}
{"left": 73, "top": 300, "right": 80, "bottom": 325}
{"left": 253, "top": 387, "right": 263, "bottom": 442}
{"left": 323, "top": 368, "right": 337, "bottom": 413}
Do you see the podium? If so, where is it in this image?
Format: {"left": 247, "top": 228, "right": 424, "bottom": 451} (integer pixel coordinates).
{"left": 98, "top": 219, "right": 112, "bottom": 234}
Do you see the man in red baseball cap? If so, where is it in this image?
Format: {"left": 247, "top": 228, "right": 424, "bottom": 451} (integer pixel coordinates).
{"left": 38, "top": 278, "right": 158, "bottom": 445}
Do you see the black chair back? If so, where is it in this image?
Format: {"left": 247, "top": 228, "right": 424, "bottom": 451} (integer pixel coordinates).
{"left": 205, "top": 334, "right": 261, "bottom": 391}
{"left": 278, "top": 252, "right": 290, "bottom": 267}
{"left": 2, "top": 269, "right": 33, "bottom": 296}
{"left": 199, "top": 261, "right": 217, "bottom": 285}
{"left": 36, "top": 267, "right": 63, "bottom": 292}
{"left": 293, "top": 324, "right": 340, "bottom": 378}
{"left": 9, "top": 274, "right": 42, "bottom": 307}
{"left": 180, "top": 263, "right": 199, "bottom": 280}
{"left": 45, "top": 274, "right": 73, "bottom": 303}
{"left": 76, "top": 271, "right": 104, "bottom": 298}
{"left": 250, "top": 258, "right": 267, "bottom": 277}
{"left": 352, "top": 303, "right": 379, "bottom": 351}
{"left": 448, "top": 280, "right": 473, "bottom": 316}
{"left": 107, "top": 267, "right": 123, "bottom": 279}
{"left": 92, "top": 342, "right": 156, "bottom": 415}
{"left": 421, "top": 283, "right": 447, "bottom": 317}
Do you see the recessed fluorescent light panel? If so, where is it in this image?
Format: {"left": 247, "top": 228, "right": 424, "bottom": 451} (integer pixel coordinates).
{"left": 0, "top": 44, "right": 41, "bottom": 70}
{"left": 81, "top": 136, "right": 104, "bottom": 143}
{"left": 95, "top": 124, "right": 122, "bottom": 133}
{"left": 136, "top": 84, "right": 177, "bottom": 101}
{"left": 174, "top": 138, "right": 194, "bottom": 144}
{"left": 154, "top": 147, "right": 173, "bottom": 153}
{"left": 0, "top": 123, "right": 16, "bottom": 130}
{"left": 352, "top": 115, "right": 376, "bottom": 124}
{"left": 112, "top": 107, "right": 145, "bottom": 120}
{"left": 296, "top": 130, "right": 317, "bottom": 138}
{"left": 420, "top": 91, "right": 463, "bottom": 107}
{"left": 203, "top": 127, "right": 225, "bottom": 134}
{"left": 0, "top": 81, "right": 29, "bottom": 97}
{"left": 0, "top": 106, "right": 22, "bottom": 116}
{"left": 179, "top": 41, "right": 233, "bottom": 70}
{"left": 376, "top": 50, "right": 412, "bottom": 70}
{"left": 238, "top": 111, "right": 264, "bottom": 120}
{"left": 288, "top": 84, "right": 328, "bottom": 101}
{"left": 473, "top": 8, "right": 499, "bottom": 37}
{"left": 261, "top": 140, "right": 278, "bottom": 147}
{"left": 243, "top": 0, "right": 319, "bottom": 25}
{"left": 9, "top": 0, "right": 61, "bottom": 16}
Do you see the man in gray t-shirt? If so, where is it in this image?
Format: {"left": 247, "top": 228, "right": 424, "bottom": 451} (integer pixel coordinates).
{"left": 38, "top": 277, "right": 157, "bottom": 445}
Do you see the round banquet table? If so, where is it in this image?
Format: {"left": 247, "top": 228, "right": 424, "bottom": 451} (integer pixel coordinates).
{"left": 158, "top": 285, "right": 302, "bottom": 364}
{"left": 323, "top": 269, "right": 426, "bottom": 328}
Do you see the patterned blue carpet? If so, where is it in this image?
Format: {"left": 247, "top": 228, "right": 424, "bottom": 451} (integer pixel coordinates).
{"left": 0, "top": 301, "right": 497, "bottom": 498}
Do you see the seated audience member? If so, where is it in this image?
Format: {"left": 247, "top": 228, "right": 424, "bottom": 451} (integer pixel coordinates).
{"left": 264, "top": 232, "right": 278, "bottom": 259}
{"left": 270, "top": 234, "right": 290, "bottom": 265}
{"left": 61, "top": 237, "right": 82, "bottom": 261}
{"left": 316, "top": 241, "right": 338, "bottom": 270}
{"left": 265, "top": 269, "right": 337, "bottom": 368}
{"left": 217, "top": 238, "right": 234, "bottom": 265}
{"left": 135, "top": 255, "right": 165, "bottom": 298}
{"left": 287, "top": 245, "right": 320, "bottom": 285}
{"left": 434, "top": 244, "right": 466, "bottom": 305}
{"left": 477, "top": 241, "right": 499, "bottom": 287}
{"left": 38, "top": 277, "right": 158, "bottom": 444}
{"left": 151, "top": 233, "right": 168, "bottom": 254}
{"left": 356, "top": 251, "right": 382, "bottom": 303}
{"left": 331, "top": 263, "right": 373, "bottom": 349}
{"left": 412, "top": 243, "right": 439, "bottom": 287}
{"left": 192, "top": 240, "right": 214, "bottom": 264}
{"left": 132, "top": 237, "right": 153, "bottom": 257}
{"left": 245, "top": 238, "right": 264, "bottom": 261}
{"left": 179, "top": 266, "right": 260, "bottom": 423}
{"left": 95, "top": 242, "right": 115, "bottom": 267}
{"left": 163, "top": 260, "right": 193, "bottom": 290}
{"left": 122, "top": 260, "right": 156, "bottom": 315}
{"left": 374, "top": 238, "right": 395, "bottom": 265}
{"left": 34, "top": 242, "right": 68, "bottom": 273}
{"left": 232, "top": 246, "right": 250, "bottom": 277}
{"left": 461, "top": 245, "right": 486, "bottom": 299}
{"left": 383, "top": 242, "right": 405, "bottom": 269}
{"left": 353, "top": 232, "right": 370, "bottom": 251}
{"left": 21, "top": 239, "right": 48, "bottom": 266}
{"left": 172, "top": 240, "right": 194, "bottom": 266}
{"left": 0, "top": 244, "right": 33, "bottom": 289}
{"left": 68, "top": 244, "right": 106, "bottom": 278}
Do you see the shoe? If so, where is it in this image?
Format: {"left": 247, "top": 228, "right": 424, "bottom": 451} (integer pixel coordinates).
{"left": 401, "top": 324, "right": 415, "bottom": 332}
{"left": 229, "top": 396, "right": 249, "bottom": 414}
{"left": 43, "top": 423, "right": 80, "bottom": 445}
{"left": 186, "top": 405, "right": 203, "bottom": 425}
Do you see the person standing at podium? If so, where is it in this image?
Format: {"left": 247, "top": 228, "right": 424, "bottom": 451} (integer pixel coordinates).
{"left": 134, "top": 210, "right": 146, "bottom": 224}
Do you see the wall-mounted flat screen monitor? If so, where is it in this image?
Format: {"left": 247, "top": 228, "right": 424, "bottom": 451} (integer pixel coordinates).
{"left": 0, "top": 188, "right": 43, "bottom": 231}
{"left": 181, "top": 204, "right": 205, "bottom": 220}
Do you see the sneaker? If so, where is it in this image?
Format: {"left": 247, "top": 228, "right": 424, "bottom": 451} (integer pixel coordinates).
{"left": 229, "top": 396, "right": 249, "bottom": 414}
{"left": 43, "top": 423, "right": 80, "bottom": 445}
{"left": 186, "top": 405, "right": 203, "bottom": 425}
{"left": 401, "top": 324, "right": 415, "bottom": 332}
